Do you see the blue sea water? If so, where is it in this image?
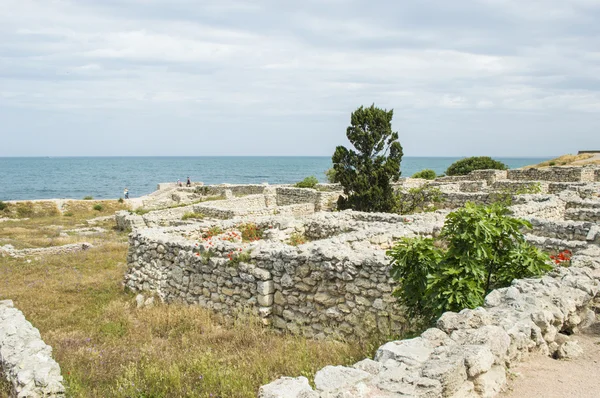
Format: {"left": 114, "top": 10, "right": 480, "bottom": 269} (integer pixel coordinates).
{"left": 0, "top": 157, "right": 550, "bottom": 201}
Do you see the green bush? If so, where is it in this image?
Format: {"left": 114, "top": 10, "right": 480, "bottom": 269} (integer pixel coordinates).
{"left": 324, "top": 168, "right": 338, "bottom": 183}
{"left": 388, "top": 202, "right": 551, "bottom": 324}
{"left": 0, "top": 201, "right": 7, "bottom": 211}
{"left": 333, "top": 104, "right": 403, "bottom": 212}
{"left": 118, "top": 197, "right": 124, "bottom": 204}
{"left": 295, "top": 176, "right": 319, "bottom": 189}
{"left": 411, "top": 169, "right": 436, "bottom": 180}
{"left": 395, "top": 185, "right": 443, "bottom": 214}
{"left": 445, "top": 156, "right": 508, "bottom": 176}
{"left": 83, "top": 196, "right": 94, "bottom": 200}
{"left": 93, "top": 204, "right": 104, "bottom": 211}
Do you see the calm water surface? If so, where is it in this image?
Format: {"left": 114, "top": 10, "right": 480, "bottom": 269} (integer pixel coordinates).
{"left": 0, "top": 156, "right": 550, "bottom": 200}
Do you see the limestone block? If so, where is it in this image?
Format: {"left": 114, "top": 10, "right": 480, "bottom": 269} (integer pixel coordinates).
{"left": 450, "top": 326, "right": 510, "bottom": 362}
{"left": 473, "top": 365, "right": 506, "bottom": 398}
{"left": 258, "top": 376, "right": 318, "bottom": 398}
{"left": 352, "top": 359, "right": 382, "bottom": 375}
{"left": 314, "top": 366, "right": 371, "bottom": 392}
{"left": 556, "top": 340, "right": 584, "bottom": 359}
{"left": 421, "top": 349, "right": 468, "bottom": 397}
{"left": 257, "top": 280, "right": 275, "bottom": 295}
{"left": 375, "top": 337, "right": 434, "bottom": 368}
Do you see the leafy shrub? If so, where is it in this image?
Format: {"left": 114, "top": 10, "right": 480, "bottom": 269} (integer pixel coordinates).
{"left": 295, "top": 176, "right": 319, "bottom": 189}
{"left": 445, "top": 156, "right": 508, "bottom": 176}
{"left": 395, "top": 185, "right": 443, "bottom": 215}
{"left": 63, "top": 211, "right": 74, "bottom": 217}
{"left": 182, "top": 212, "right": 205, "bottom": 220}
{"left": 118, "top": 197, "right": 124, "bottom": 204}
{"left": 412, "top": 169, "right": 436, "bottom": 180}
{"left": 93, "top": 204, "right": 104, "bottom": 211}
{"left": 548, "top": 161, "right": 556, "bottom": 166}
{"left": 239, "top": 223, "right": 264, "bottom": 242}
{"left": 83, "top": 196, "right": 94, "bottom": 200}
{"left": 332, "top": 104, "right": 403, "bottom": 212}
{"left": 0, "top": 201, "right": 7, "bottom": 211}
{"left": 388, "top": 202, "right": 551, "bottom": 324}
{"left": 325, "top": 168, "right": 338, "bottom": 183}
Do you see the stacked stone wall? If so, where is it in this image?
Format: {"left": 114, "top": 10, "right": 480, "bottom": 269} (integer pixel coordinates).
{"left": 125, "top": 227, "right": 407, "bottom": 339}
{"left": 507, "top": 167, "right": 590, "bottom": 182}
{"left": 0, "top": 300, "right": 65, "bottom": 397}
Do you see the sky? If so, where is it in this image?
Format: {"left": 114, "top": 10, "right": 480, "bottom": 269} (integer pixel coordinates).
{"left": 1, "top": 0, "right": 599, "bottom": 157}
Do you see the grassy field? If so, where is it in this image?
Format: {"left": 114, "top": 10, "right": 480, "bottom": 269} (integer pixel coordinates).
{"left": 526, "top": 153, "right": 600, "bottom": 168}
{"left": 0, "top": 207, "right": 384, "bottom": 397}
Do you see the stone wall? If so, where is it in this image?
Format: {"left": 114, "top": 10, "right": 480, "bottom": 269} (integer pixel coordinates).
{"left": 0, "top": 300, "right": 65, "bottom": 397}
{"left": 259, "top": 246, "right": 600, "bottom": 398}
{"left": 596, "top": 168, "right": 600, "bottom": 182}
{"left": 125, "top": 227, "right": 406, "bottom": 339}
{"left": 124, "top": 211, "right": 448, "bottom": 339}
{"left": 507, "top": 167, "right": 594, "bottom": 182}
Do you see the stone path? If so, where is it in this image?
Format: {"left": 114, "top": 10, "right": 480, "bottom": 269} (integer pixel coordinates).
{"left": 501, "top": 323, "right": 600, "bottom": 397}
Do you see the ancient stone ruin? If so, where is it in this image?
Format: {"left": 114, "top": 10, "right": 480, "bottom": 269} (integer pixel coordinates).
{"left": 120, "top": 165, "right": 600, "bottom": 397}
{"left": 2, "top": 165, "right": 600, "bottom": 397}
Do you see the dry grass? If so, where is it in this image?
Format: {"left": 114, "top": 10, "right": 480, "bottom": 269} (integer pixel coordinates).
{"left": 0, "top": 211, "right": 384, "bottom": 397}
{"left": 527, "top": 153, "right": 597, "bottom": 168}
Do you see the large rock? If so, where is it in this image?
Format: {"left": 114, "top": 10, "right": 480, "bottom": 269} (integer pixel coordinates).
{"left": 375, "top": 337, "right": 434, "bottom": 368}
{"left": 314, "top": 366, "right": 371, "bottom": 392}
{"left": 258, "top": 377, "right": 318, "bottom": 398}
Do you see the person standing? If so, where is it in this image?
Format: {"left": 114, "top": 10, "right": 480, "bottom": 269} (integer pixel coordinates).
{"left": 124, "top": 188, "right": 129, "bottom": 199}
{"left": 186, "top": 177, "right": 191, "bottom": 187}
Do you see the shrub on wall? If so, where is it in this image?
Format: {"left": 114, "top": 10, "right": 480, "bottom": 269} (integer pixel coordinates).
{"left": 388, "top": 202, "right": 551, "bottom": 323}
{"left": 395, "top": 185, "right": 443, "bottom": 214}
{"left": 411, "top": 169, "right": 436, "bottom": 180}
{"left": 0, "top": 201, "right": 7, "bottom": 211}
{"left": 332, "top": 104, "right": 403, "bottom": 212}
{"left": 295, "top": 176, "right": 319, "bottom": 189}
{"left": 445, "top": 156, "right": 508, "bottom": 176}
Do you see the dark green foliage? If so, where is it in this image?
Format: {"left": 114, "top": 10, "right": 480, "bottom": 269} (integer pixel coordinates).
{"left": 332, "top": 105, "right": 403, "bottom": 212}
{"left": 118, "top": 197, "right": 124, "bottom": 204}
{"left": 412, "top": 169, "right": 436, "bottom": 180}
{"left": 395, "top": 185, "right": 443, "bottom": 215}
{"left": 93, "top": 204, "right": 104, "bottom": 211}
{"left": 83, "top": 196, "right": 94, "bottom": 200}
{"left": 0, "top": 201, "right": 7, "bottom": 211}
{"left": 325, "top": 168, "right": 338, "bottom": 183}
{"left": 445, "top": 156, "right": 508, "bottom": 176}
{"left": 388, "top": 202, "right": 551, "bottom": 324}
{"left": 295, "top": 176, "right": 319, "bottom": 189}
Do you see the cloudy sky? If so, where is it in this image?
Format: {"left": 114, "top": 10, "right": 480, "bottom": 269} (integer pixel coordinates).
{"left": 1, "top": 0, "right": 599, "bottom": 157}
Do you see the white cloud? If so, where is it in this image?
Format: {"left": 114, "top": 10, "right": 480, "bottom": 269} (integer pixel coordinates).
{"left": 0, "top": 0, "right": 599, "bottom": 156}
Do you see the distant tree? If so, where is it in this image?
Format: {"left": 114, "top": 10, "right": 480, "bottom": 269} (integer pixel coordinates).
{"left": 446, "top": 156, "right": 508, "bottom": 176}
{"left": 332, "top": 105, "right": 403, "bottom": 212}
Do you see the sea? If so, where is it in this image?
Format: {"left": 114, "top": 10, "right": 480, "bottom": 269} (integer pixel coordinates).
{"left": 0, "top": 156, "right": 551, "bottom": 201}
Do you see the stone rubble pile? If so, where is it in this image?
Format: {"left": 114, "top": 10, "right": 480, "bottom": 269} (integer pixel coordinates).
{"left": 0, "top": 300, "right": 65, "bottom": 397}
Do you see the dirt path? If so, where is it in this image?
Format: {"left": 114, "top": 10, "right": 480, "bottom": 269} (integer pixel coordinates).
{"left": 501, "top": 323, "right": 600, "bottom": 397}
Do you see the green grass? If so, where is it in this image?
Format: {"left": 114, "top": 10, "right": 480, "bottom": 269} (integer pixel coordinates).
{"left": 182, "top": 212, "right": 205, "bottom": 220}
{"left": 0, "top": 211, "right": 382, "bottom": 398}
